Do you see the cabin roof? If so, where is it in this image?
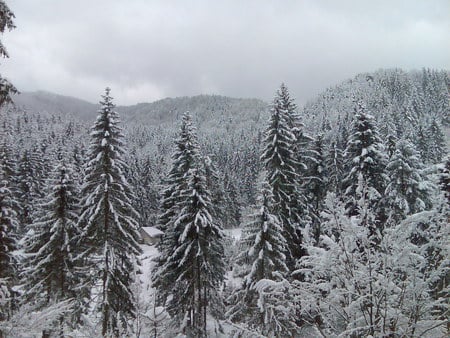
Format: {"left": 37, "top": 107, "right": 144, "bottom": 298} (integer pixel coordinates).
{"left": 141, "top": 226, "right": 164, "bottom": 237}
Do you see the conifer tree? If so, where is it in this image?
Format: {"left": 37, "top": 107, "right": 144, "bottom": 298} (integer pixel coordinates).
{"left": 153, "top": 115, "right": 225, "bottom": 336}
{"left": 385, "top": 139, "right": 434, "bottom": 223}
{"left": 427, "top": 119, "right": 446, "bottom": 163}
{"left": 0, "top": 1, "right": 18, "bottom": 107}
{"left": 324, "top": 140, "right": 345, "bottom": 194}
{"left": 77, "top": 88, "right": 142, "bottom": 337}
{"left": 202, "top": 155, "right": 228, "bottom": 228}
{"left": 261, "top": 84, "right": 304, "bottom": 269}
{"left": 152, "top": 112, "right": 201, "bottom": 305}
{"left": 228, "top": 183, "right": 297, "bottom": 336}
{"left": 21, "top": 160, "right": 82, "bottom": 334}
{"left": 297, "top": 192, "right": 448, "bottom": 337}
{"left": 343, "top": 99, "right": 387, "bottom": 225}
{"left": 0, "top": 162, "right": 18, "bottom": 329}
{"left": 305, "top": 134, "right": 328, "bottom": 244}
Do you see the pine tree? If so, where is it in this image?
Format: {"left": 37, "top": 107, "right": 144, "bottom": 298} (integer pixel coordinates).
{"left": 202, "top": 155, "right": 228, "bottom": 228}
{"left": 0, "top": 161, "right": 18, "bottom": 329}
{"left": 228, "top": 183, "right": 297, "bottom": 336}
{"left": 21, "top": 160, "right": 82, "bottom": 335}
{"left": 0, "top": 1, "right": 18, "bottom": 107}
{"left": 156, "top": 165, "right": 225, "bottom": 336}
{"left": 343, "top": 99, "right": 387, "bottom": 229}
{"left": 304, "top": 134, "right": 327, "bottom": 244}
{"left": 385, "top": 139, "right": 434, "bottom": 223}
{"left": 297, "top": 192, "right": 448, "bottom": 337}
{"left": 152, "top": 112, "right": 201, "bottom": 306}
{"left": 324, "top": 140, "right": 345, "bottom": 195}
{"left": 77, "top": 88, "right": 142, "bottom": 337}
{"left": 153, "top": 115, "right": 225, "bottom": 335}
{"left": 427, "top": 119, "right": 446, "bottom": 163}
{"left": 261, "top": 84, "right": 304, "bottom": 270}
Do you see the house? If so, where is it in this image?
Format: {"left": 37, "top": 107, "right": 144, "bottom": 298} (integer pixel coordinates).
{"left": 139, "top": 226, "right": 164, "bottom": 245}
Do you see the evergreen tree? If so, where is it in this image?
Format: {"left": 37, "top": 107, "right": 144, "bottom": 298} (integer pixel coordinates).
{"left": 324, "top": 140, "right": 345, "bottom": 195}
{"left": 0, "top": 0, "right": 18, "bottom": 107}
{"left": 427, "top": 119, "right": 446, "bottom": 163}
{"left": 228, "top": 183, "right": 297, "bottom": 336}
{"left": 202, "top": 155, "right": 228, "bottom": 229}
{"left": 261, "top": 84, "right": 304, "bottom": 270}
{"left": 152, "top": 112, "right": 201, "bottom": 306}
{"left": 0, "top": 161, "right": 18, "bottom": 329}
{"left": 297, "top": 193, "right": 448, "bottom": 337}
{"left": 153, "top": 115, "right": 225, "bottom": 336}
{"left": 21, "top": 161, "right": 82, "bottom": 335}
{"left": 156, "top": 166, "right": 225, "bottom": 336}
{"left": 385, "top": 139, "right": 434, "bottom": 223}
{"left": 304, "top": 134, "right": 327, "bottom": 244}
{"left": 77, "top": 88, "right": 142, "bottom": 337}
{"left": 343, "top": 99, "right": 387, "bottom": 228}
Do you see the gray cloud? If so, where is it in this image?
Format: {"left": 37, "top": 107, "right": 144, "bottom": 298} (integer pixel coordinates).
{"left": 2, "top": 0, "right": 449, "bottom": 105}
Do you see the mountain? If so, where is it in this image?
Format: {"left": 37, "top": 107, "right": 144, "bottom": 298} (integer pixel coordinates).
{"left": 12, "top": 92, "right": 269, "bottom": 130}
{"left": 12, "top": 91, "right": 99, "bottom": 121}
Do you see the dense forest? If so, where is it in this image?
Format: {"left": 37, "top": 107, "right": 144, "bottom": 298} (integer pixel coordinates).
{"left": 0, "top": 1, "right": 449, "bottom": 337}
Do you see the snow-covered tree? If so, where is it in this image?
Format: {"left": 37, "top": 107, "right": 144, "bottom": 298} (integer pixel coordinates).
{"left": 261, "top": 84, "right": 305, "bottom": 270}
{"left": 385, "top": 139, "right": 434, "bottom": 223}
{"left": 304, "top": 134, "right": 328, "bottom": 244}
{"left": 296, "top": 193, "right": 448, "bottom": 337}
{"left": 343, "top": 99, "right": 387, "bottom": 229}
{"left": 324, "top": 140, "right": 345, "bottom": 195}
{"left": 152, "top": 112, "right": 201, "bottom": 305}
{"left": 0, "top": 161, "right": 18, "bottom": 330}
{"left": 21, "top": 160, "right": 82, "bottom": 335}
{"left": 427, "top": 119, "right": 446, "bottom": 163}
{"left": 77, "top": 88, "right": 142, "bottom": 337}
{"left": 155, "top": 165, "right": 225, "bottom": 336}
{"left": 153, "top": 112, "right": 226, "bottom": 335}
{"left": 0, "top": 0, "right": 18, "bottom": 107}
{"left": 228, "top": 183, "right": 298, "bottom": 336}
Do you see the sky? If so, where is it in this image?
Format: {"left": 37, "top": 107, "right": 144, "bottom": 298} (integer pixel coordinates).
{"left": 2, "top": 0, "right": 449, "bottom": 105}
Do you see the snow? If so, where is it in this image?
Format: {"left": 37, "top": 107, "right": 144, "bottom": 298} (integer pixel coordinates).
{"left": 141, "top": 226, "right": 164, "bottom": 237}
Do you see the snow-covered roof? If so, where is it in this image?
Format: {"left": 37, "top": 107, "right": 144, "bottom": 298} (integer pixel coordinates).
{"left": 141, "top": 226, "right": 164, "bottom": 237}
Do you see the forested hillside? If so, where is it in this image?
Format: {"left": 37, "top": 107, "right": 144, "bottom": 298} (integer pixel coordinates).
{"left": 1, "top": 67, "right": 448, "bottom": 337}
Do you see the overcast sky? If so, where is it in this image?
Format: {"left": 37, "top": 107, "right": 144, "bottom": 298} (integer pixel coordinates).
{"left": 2, "top": 0, "right": 449, "bottom": 105}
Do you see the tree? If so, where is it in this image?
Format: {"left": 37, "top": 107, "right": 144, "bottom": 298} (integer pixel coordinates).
{"left": 21, "top": 161, "right": 82, "bottom": 335}
{"left": 152, "top": 112, "right": 202, "bottom": 306}
{"left": 77, "top": 88, "right": 142, "bottom": 337}
{"left": 427, "top": 119, "right": 446, "bottom": 163}
{"left": 296, "top": 193, "right": 448, "bottom": 337}
{"left": 304, "top": 134, "right": 327, "bottom": 244}
{"left": 153, "top": 115, "right": 225, "bottom": 336}
{"left": 0, "top": 160, "right": 18, "bottom": 333}
{"left": 343, "top": 99, "right": 387, "bottom": 231}
{"left": 228, "top": 183, "right": 298, "bottom": 336}
{"left": 0, "top": 1, "right": 18, "bottom": 107}
{"left": 385, "top": 139, "right": 434, "bottom": 223}
{"left": 261, "top": 84, "right": 304, "bottom": 270}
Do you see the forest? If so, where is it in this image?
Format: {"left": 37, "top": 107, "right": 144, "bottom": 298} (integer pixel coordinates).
{"left": 0, "top": 1, "right": 449, "bottom": 337}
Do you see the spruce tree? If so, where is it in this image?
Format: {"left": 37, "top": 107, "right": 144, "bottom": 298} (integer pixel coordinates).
{"left": 0, "top": 0, "right": 18, "bottom": 106}
{"left": 153, "top": 114, "right": 225, "bottom": 336}
{"left": 261, "top": 84, "right": 304, "bottom": 270}
{"left": 343, "top": 99, "right": 387, "bottom": 226}
{"left": 77, "top": 88, "right": 142, "bottom": 337}
{"left": 228, "top": 183, "right": 297, "bottom": 336}
{"left": 21, "top": 160, "right": 82, "bottom": 334}
{"left": 427, "top": 119, "right": 446, "bottom": 163}
{"left": 305, "top": 134, "right": 327, "bottom": 244}
{"left": 152, "top": 112, "right": 201, "bottom": 305}
{"left": 0, "top": 161, "right": 18, "bottom": 328}
{"left": 385, "top": 139, "right": 434, "bottom": 223}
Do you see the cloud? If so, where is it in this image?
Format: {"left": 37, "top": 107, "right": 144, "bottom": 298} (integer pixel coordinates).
{"left": 2, "top": 0, "right": 449, "bottom": 105}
